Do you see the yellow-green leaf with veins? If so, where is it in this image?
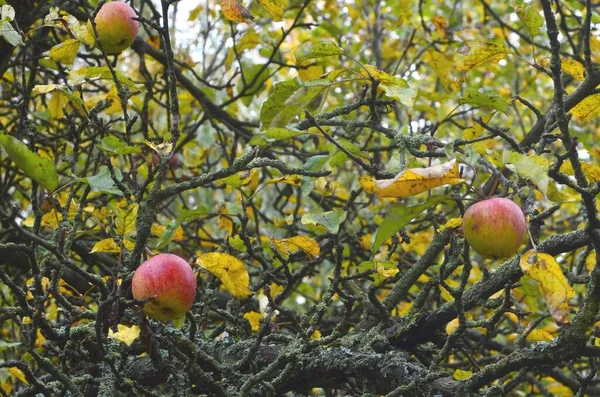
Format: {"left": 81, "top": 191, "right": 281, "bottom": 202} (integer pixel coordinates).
{"left": 49, "top": 39, "right": 80, "bottom": 65}
{"left": 502, "top": 150, "right": 550, "bottom": 195}
{"left": 571, "top": 93, "right": 600, "bottom": 122}
{"left": 361, "top": 65, "right": 416, "bottom": 107}
{"left": 257, "top": 0, "right": 284, "bottom": 21}
{"left": 114, "top": 202, "right": 138, "bottom": 237}
{"left": 561, "top": 58, "right": 585, "bottom": 81}
{"left": 294, "top": 39, "right": 344, "bottom": 64}
{"left": 272, "top": 236, "right": 320, "bottom": 259}
{"left": 454, "top": 40, "right": 509, "bottom": 72}
{"left": 520, "top": 250, "right": 574, "bottom": 324}
{"left": 512, "top": 0, "right": 543, "bottom": 37}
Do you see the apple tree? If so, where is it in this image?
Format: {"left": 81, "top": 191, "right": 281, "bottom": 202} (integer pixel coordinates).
{"left": 0, "top": 0, "right": 599, "bottom": 395}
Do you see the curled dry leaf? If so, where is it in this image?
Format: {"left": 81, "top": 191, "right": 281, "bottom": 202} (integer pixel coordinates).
{"left": 360, "top": 159, "right": 464, "bottom": 198}
{"left": 272, "top": 235, "right": 320, "bottom": 259}
{"left": 520, "top": 250, "right": 574, "bottom": 324}
{"left": 222, "top": 0, "right": 253, "bottom": 22}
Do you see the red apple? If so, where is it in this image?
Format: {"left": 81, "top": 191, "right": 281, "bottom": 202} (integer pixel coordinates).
{"left": 132, "top": 254, "right": 197, "bottom": 321}
{"left": 462, "top": 197, "right": 527, "bottom": 259}
{"left": 89, "top": 1, "right": 139, "bottom": 55}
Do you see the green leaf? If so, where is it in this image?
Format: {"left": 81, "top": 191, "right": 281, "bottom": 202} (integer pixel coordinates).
{"left": 256, "top": 0, "right": 284, "bottom": 21}
{"left": 512, "top": 0, "right": 543, "bottom": 37}
{"left": 82, "top": 166, "right": 123, "bottom": 196}
{"left": 362, "top": 65, "right": 416, "bottom": 107}
{"left": 303, "top": 155, "right": 329, "bottom": 172}
{"left": 301, "top": 209, "right": 347, "bottom": 234}
{"left": 0, "top": 20, "right": 22, "bottom": 46}
{"left": 0, "top": 135, "right": 59, "bottom": 192}
{"left": 357, "top": 260, "right": 398, "bottom": 286}
{"left": 458, "top": 90, "right": 509, "bottom": 113}
{"left": 0, "top": 339, "right": 21, "bottom": 352}
{"left": 68, "top": 66, "right": 146, "bottom": 93}
{"left": 261, "top": 70, "right": 347, "bottom": 129}
{"left": 97, "top": 136, "right": 142, "bottom": 155}
{"left": 502, "top": 150, "right": 550, "bottom": 195}
{"left": 294, "top": 39, "right": 344, "bottom": 64}
{"left": 249, "top": 128, "right": 308, "bottom": 146}
{"left": 372, "top": 196, "right": 447, "bottom": 253}
{"left": 49, "top": 39, "right": 80, "bottom": 65}
{"left": 158, "top": 207, "right": 209, "bottom": 249}
{"left": 454, "top": 40, "right": 509, "bottom": 72}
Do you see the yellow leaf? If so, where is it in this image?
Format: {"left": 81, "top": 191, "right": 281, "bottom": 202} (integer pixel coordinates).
{"left": 114, "top": 201, "right": 138, "bottom": 237}
{"left": 267, "top": 175, "right": 302, "bottom": 186}
{"left": 446, "top": 318, "right": 460, "bottom": 335}
{"left": 151, "top": 224, "right": 184, "bottom": 241}
{"left": 453, "top": 369, "right": 472, "bottom": 381}
{"left": 243, "top": 311, "right": 263, "bottom": 331}
{"left": 571, "top": 93, "right": 600, "bottom": 122}
{"left": 196, "top": 253, "right": 252, "bottom": 299}
{"left": 221, "top": 0, "right": 253, "bottom": 22}
{"left": 560, "top": 161, "right": 600, "bottom": 182}
{"left": 520, "top": 250, "right": 574, "bottom": 324}
{"left": 313, "top": 177, "right": 338, "bottom": 196}
{"left": 220, "top": 169, "right": 258, "bottom": 188}
{"left": 525, "top": 328, "right": 555, "bottom": 342}
{"left": 108, "top": 324, "right": 140, "bottom": 346}
{"left": 561, "top": 58, "right": 585, "bottom": 81}
{"left": 256, "top": 0, "right": 284, "bottom": 22}
{"left": 49, "top": 39, "right": 80, "bottom": 65}
{"left": 48, "top": 90, "right": 69, "bottom": 119}
{"left": 437, "top": 217, "right": 462, "bottom": 232}
{"left": 310, "top": 330, "right": 322, "bottom": 339}
{"left": 268, "top": 282, "right": 284, "bottom": 299}
{"left": 361, "top": 159, "right": 463, "bottom": 198}
{"left": 272, "top": 236, "right": 320, "bottom": 259}
{"left": 376, "top": 263, "right": 399, "bottom": 278}
{"left": 8, "top": 368, "right": 29, "bottom": 385}
{"left": 431, "top": 16, "right": 447, "bottom": 38}
{"left": 35, "top": 329, "right": 45, "bottom": 347}
{"left": 145, "top": 140, "right": 173, "bottom": 156}
{"left": 454, "top": 40, "right": 509, "bottom": 72}
{"left": 90, "top": 238, "right": 134, "bottom": 253}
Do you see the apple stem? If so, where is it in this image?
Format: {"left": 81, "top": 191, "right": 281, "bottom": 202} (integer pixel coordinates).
{"left": 525, "top": 218, "right": 538, "bottom": 251}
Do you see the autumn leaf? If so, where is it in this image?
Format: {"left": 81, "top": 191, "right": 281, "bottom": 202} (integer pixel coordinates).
{"left": 437, "top": 217, "right": 462, "bottom": 232}
{"left": 8, "top": 367, "right": 29, "bottom": 385}
{"left": 196, "top": 252, "right": 252, "bottom": 299}
{"left": 570, "top": 93, "right": 600, "bottom": 122}
{"left": 243, "top": 311, "right": 263, "bottom": 331}
{"left": 454, "top": 40, "right": 509, "bottom": 72}
{"left": 294, "top": 39, "right": 344, "bottom": 64}
{"left": 361, "top": 65, "right": 416, "bottom": 107}
{"left": 49, "top": 39, "right": 80, "bottom": 65}
{"left": 520, "top": 250, "right": 574, "bottom": 324}
{"left": 222, "top": 0, "right": 253, "bottom": 22}
{"left": 512, "top": 0, "right": 543, "bottom": 37}
{"left": 108, "top": 324, "right": 140, "bottom": 346}
{"left": 561, "top": 58, "right": 585, "bottom": 81}
{"left": 256, "top": 0, "right": 284, "bottom": 22}
{"left": 91, "top": 238, "right": 135, "bottom": 253}
{"left": 114, "top": 201, "right": 138, "bottom": 237}
{"left": 360, "top": 159, "right": 464, "bottom": 198}
{"left": 272, "top": 235, "right": 320, "bottom": 259}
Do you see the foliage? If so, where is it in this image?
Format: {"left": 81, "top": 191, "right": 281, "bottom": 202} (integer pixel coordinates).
{"left": 0, "top": 0, "right": 599, "bottom": 396}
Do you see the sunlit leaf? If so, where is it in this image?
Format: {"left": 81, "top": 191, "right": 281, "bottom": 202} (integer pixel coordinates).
{"left": 196, "top": 252, "right": 252, "bottom": 299}
{"left": 0, "top": 134, "right": 59, "bottom": 192}
{"left": 8, "top": 367, "right": 28, "bottom": 385}
{"left": 520, "top": 250, "right": 574, "bottom": 324}
{"left": 360, "top": 159, "right": 464, "bottom": 198}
